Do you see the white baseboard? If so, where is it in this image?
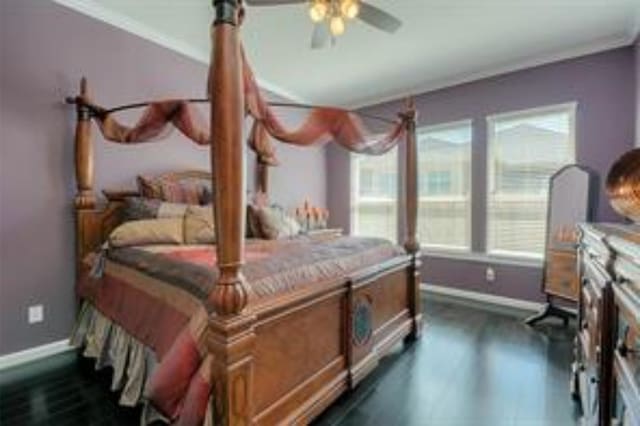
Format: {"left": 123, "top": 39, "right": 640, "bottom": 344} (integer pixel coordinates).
{"left": 0, "top": 339, "right": 74, "bottom": 371}
{"left": 421, "top": 283, "right": 544, "bottom": 313}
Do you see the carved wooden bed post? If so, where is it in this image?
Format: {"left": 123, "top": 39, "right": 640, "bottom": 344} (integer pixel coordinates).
{"left": 70, "top": 77, "right": 98, "bottom": 269}
{"left": 73, "top": 78, "right": 96, "bottom": 210}
{"left": 207, "top": 0, "right": 256, "bottom": 424}
{"left": 402, "top": 97, "right": 423, "bottom": 340}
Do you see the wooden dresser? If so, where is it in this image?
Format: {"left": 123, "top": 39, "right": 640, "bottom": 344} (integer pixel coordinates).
{"left": 575, "top": 223, "right": 640, "bottom": 426}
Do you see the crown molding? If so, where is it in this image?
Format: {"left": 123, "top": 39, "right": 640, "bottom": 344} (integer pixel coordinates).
{"left": 347, "top": 33, "right": 636, "bottom": 109}
{"left": 52, "top": 0, "right": 639, "bottom": 109}
{"left": 51, "top": 0, "right": 307, "bottom": 103}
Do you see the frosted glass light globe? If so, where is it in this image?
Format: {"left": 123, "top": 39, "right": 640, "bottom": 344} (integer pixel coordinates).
{"left": 341, "top": 0, "right": 359, "bottom": 19}
{"left": 309, "top": 1, "right": 328, "bottom": 22}
{"left": 330, "top": 16, "right": 345, "bottom": 36}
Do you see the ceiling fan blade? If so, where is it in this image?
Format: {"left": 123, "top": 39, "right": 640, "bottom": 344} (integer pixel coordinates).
{"left": 311, "top": 23, "right": 330, "bottom": 49}
{"left": 357, "top": 1, "right": 402, "bottom": 33}
{"left": 244, "top": 0, "right": 305, "bottom": 5}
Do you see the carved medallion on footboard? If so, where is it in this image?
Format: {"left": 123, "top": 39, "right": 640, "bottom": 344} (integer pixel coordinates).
{"left": 348, "top": 258, "right": 414, "bottom": 387}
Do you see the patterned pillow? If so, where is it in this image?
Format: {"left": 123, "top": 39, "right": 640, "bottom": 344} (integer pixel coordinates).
{"left": 136, "top": 175, "right": 164, "bottom": 200}
{"left": 184, "top": 205, "right": 216, "bottom": 244}
{"left": 246, "top": 191, "right": 270, "bottom": 238}
{"left": 124, "top": 197, "right": 189, "bottom": 221}
{"left": 137, "top": 174, "right": 212, "bottom": 205}
{"left": 256, "top": 206, "right": 301, "bottom": 240}
{"left": 246, "top": 204, "right": 262, "bottom": 238}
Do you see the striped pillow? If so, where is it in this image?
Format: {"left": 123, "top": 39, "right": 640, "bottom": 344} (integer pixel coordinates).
{"left": 124, "top": 197, "right": 189, "bottom": 221}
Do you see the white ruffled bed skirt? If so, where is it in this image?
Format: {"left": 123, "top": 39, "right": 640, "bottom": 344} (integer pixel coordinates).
{"left": 70, "top": 302, "right": 169, "bottom": 425}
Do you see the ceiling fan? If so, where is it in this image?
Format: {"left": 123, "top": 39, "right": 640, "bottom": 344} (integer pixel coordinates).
{"left": 243, "top": 0, "right": 402, "bottom": 49}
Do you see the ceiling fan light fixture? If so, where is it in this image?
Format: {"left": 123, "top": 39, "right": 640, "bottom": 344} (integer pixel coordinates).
{"left": 330, "top": 15, "right": 345, "bottom": 36}
{"left": 341, "top": 0, "right": 359, "bottom": 19}
{"left": 309, "top": 0, "right": 328, "bottom": 23}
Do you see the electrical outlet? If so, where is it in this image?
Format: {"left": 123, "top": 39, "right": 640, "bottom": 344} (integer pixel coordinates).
{"left": 486, "top": 267, "right": 496, "bottom": 283}
{"left": 28, "top": 305, "right": 44, "bottom": 324}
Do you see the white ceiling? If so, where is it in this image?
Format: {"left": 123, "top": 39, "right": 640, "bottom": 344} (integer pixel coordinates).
{"left": 55, "top": 0, "right": 640, "bottom": 107}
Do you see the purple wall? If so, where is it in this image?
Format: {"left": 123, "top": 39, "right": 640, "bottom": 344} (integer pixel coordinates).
{"left": 635, "top": 37, "right": 640, "bottom": 144}
{"left": 0, "top": 0, "right": 325, "bottom": 355}
{"left": 329, "top": 46, "right": 636, "bottom": 302}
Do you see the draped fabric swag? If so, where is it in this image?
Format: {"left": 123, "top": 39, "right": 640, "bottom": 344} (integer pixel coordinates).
{"left": 81, "top": 45, "right": 407, "bottom": 166}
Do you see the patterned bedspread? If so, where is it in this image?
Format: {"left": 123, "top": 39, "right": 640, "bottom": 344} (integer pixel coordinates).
{"left": 76, "top": 236, "right": 404, "bottom": 425}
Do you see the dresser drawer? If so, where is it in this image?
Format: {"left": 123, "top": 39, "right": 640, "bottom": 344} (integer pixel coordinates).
{"left": 580, "top": 256, "right": 610, "bottom": 364}
{"left": 575, "top": 224, "right": 639, "bottom": 426}
{"left": 612, "top": 352, "right": 640, "bottom": 425}
{"left": 583, "top": 253, "right": 612, "bottom": 293}
{"left": 579, "top": 363, "right": 602, "bottom": 425}
{"left": 611, "top": 279, "right": 640, "bottom": 426}
{"left": 581, "top": 225, "right": 612, "bottom": 265}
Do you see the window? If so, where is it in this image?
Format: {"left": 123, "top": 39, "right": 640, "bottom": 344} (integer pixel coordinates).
{"left": 417, "top": 121, "right": 472, "bottom": 250}
{"left": 425, "top": 171, "right": 452, "bottom": 195}
{"left": 351, "top": 148, "right": 398, "bottom": 241}
{"left": 487, "top": 104, "right": 576, "bottom": 258}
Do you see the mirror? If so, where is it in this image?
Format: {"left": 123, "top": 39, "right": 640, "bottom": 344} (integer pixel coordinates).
{"left": 526, "top": 164, "right": 598, "bottom": 326}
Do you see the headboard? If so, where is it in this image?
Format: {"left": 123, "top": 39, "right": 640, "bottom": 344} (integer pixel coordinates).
{"left": 75, "top": 167, "right": 268, "bottom": 266}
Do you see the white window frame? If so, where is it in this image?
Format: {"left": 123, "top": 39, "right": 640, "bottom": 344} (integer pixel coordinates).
{"left": 485, "top": 102, "right": 577, "bottom": 260}
{"left": 417, "top": 119, "right": 473, "bottom": 253}
{"left": 350, "top": 149, "right": 399, "bottom": 242}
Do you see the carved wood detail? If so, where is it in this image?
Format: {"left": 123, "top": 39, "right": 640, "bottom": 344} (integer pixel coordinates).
{"left": 73, "top": 77, "right": 96, "bottom": 210}
{"left": 209, "top": 0, "right": 249, "bottom": 317}
{"left": 208, "top": 315, "right": 256, "bottom": 426}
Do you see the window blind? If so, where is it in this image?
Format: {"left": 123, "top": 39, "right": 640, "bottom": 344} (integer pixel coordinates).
{"left": 418, "top": 121, "right": 472, "bottom": 250}
{"left": 351, "top": 148, "right": 398, "bottom": 242}
{"left": 487, "top": 104, "right": 576, "bottom": 258}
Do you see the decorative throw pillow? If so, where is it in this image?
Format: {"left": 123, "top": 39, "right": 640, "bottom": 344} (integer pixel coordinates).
{"left": 246, "top": 191, "right": 271, "bottom": 238}
{"left": 184, "top": 205, "right": 216, "bottom": 244}
{"left": 124, "top": 197, "right": 189, "bottom": 221}
{"left": 137, "top": 174, "right": 212, "bottom": 205}
{"left": 246, "top": 204, "right": 263, "bottom": 238}
{"left": 159, "top": 179, "right": 202, "bottom": 205}
{"left": 256, "top": 206, "right": 301, "bottom": 240}
{"left": 200, "top": 185, "right": 214, "bottom": 205}
{"left": 109, "top": 218, "right": 184, "bottom": 248}
{"left": 124, "top": 197, "right": 162, "bottom": 221}
{"left": 136, "top": 175, "right": 164, "bottom": 200}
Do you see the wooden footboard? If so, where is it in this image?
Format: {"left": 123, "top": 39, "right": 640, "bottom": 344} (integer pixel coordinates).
{"left": 207, "top": 255, "right": 421, "bottom": 426}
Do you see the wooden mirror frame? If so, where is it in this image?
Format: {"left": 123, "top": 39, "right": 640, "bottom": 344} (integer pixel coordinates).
{"left": 525, "top": 164, "right": 599, "bottom": 326}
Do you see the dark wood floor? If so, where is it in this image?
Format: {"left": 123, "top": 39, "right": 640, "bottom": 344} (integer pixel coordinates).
{"left": 0, "top": 296, "right": 580, "bottom": 426}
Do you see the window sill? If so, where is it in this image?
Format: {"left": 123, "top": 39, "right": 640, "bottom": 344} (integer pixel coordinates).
{"left": 420, "top": 248, "right": 543, "bottom": 268}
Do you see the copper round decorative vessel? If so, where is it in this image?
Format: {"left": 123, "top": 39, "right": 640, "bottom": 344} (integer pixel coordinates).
{"left": 606, "top": 148, "right": 640, "bottom": 222}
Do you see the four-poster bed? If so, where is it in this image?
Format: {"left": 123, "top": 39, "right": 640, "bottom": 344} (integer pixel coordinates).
{"left": 67, "top": 1, "right": 422, "bottom": 424}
